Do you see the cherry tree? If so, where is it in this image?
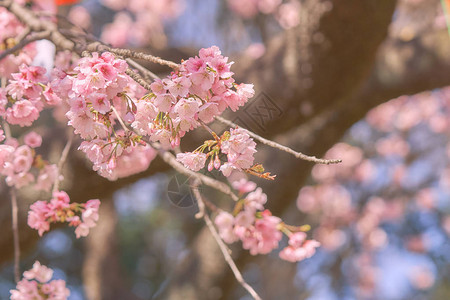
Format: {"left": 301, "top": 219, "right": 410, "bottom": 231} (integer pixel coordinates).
{"left": 0, "top": 0, "right": 450, "bottom": 299}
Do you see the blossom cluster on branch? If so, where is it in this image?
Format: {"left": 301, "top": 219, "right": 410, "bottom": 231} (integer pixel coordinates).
{"left": 28, "top": 190, "right": 100, "bottom": 238}
{"left": 0, "top": 3, "right": 324, "bottom": 299}
{"left": 10, "top": 261, "right": 70, "bottom": 300}
{"left": 215, "top": 179, "right": 320, "bottom": 261}
{"left": 177, "top": 127, "right": 257, "bottom": 177}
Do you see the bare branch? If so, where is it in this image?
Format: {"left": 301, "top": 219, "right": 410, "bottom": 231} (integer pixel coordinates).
{"left": 107, "top": 47, "right": 180, "bottom": 70}
{"left": 0, "top": 30, "right": 50, "bottom": 61}
{"left": 10, "top": 188, "right": 20, "bottom": 283}
{"left": 0, "top": 0, "right": 74, "bottom": 50}
{"left": 191, "top": 182, "right": 262, "bottom": 300}
{"left": 124, "top": 68, "right": 152, "bottom": 91}
{"left": 82, "top": 42, "right": 180, "bottom": 69}
{"left": 52, "top": 134, "right": 73, "bottom": 194}
{"left": 2, "top": 112, "right": 20, "bottom": 283}
{"left": 215, "top": 116, "right": 341, "bottom": 165}
{"left": 126, "top": 58, "right": 160, "bottom": 81}
{"left": 111, "top": 107, "right": 129, "bottom": 133}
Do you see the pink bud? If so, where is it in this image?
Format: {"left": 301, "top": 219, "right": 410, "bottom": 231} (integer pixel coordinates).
{"left": 124, "top": 111, "right": 135, "bottom": 123}
{"left": 208, "top": 158, "right": 214, "bottom": 172}
{"left": 108, "top": 157, "right": 116, "bottom": 169}
{"left": 214, "top": 155, "right": 221, "bottom": 169}
{"left": 171, "top": 136, "right": 180, "bottom": 147}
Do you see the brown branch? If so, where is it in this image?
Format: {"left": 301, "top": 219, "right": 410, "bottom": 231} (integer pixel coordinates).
{"left": 215, "top": 116, "right": 341, "bottom": 164}
{"left": 82, "top": 42, "right": 180, "bottom": 69}
{"left": 105, "top": 46, "right": 180, "bottom": 70}
{"left": 0, "top": 0, "right": 74, "bottom": 50}
{"left": 2, "top": 117, "right": 20, "bottom": 282}
{"left": 126, "top": 58, "right": 160, "bottom": 81}
{"left": 111, "top": 106, "right": 129, "bottom": 133}
{"left": 124, "top": 68, "right": 152, "bottom": 91}
{"left": 10, "top": 188, "right": 20, "bottom": 283}
{"left": 0, "top": 30, "right": 50, "bottom": 61}
{"left": 52, "top": 134, "right": 73, "bottom": 194}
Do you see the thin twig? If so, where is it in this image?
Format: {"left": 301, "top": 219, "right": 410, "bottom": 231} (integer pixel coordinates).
{"left": 82, "top": 42, "right": 180, "bottom": 70}
{"left": 0, "top": 30, "right": 50, "bottom": 61}
{"left": 1, "top": 116, "right": 19, "bottom": 282}
{"left": 15, "top": 26, "right": 31, "bottom": 43}
{"left": 198, "top": 119, "right": 219, "bottom": 141}
{"left": 191, "top": 182, "right": 262, "bottom": 300}
{"left": 215, "top": 116, "right": 342, "bottom": 165}
{"left": 126, "top": 58, "right": 160, "bottom": 81}
{"left": 158, "top": 150, "right": 239, "bottom": 201}
{"left": 52, "top": 134, "right": 73, "bottom": 194}
{"left": 125, "top": 68, "right": 152, "bottom": 91}
{"left": 111, "top": 106, "right": 129, "bottom": 133}
{"left": 107, "top": 47, "right": 180, "bottom": 70}
{"left": 10, "top": 188, "right": 20, "bottom": 283}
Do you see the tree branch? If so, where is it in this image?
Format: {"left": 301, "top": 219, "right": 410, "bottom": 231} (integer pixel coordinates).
{"left": 0, "top": 30, "right": 50, "bottom": 61}
{"left": 10, "top": 188, "right": 20, "bottom": 283}
{"left": 215, "top": 116, "right": 341, "bottom": 164}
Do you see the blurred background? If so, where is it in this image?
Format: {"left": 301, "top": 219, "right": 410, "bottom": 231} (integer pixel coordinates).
{"left": 1, "top": 0, "right": 450, "bottom": 299}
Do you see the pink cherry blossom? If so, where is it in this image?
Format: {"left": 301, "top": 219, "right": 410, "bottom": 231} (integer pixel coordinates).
{"left": 28, "top": 200, "right": 51, "bottom": 236}
{"left": 167, "top": 76, "right": 192, "bottom": 98}
{"left": 6, "top": 100, "right": 40, "bottom": 127}
{"left": 239, "top": 213, "right": 282, "bottom": 255}
{"left": 23, "top": 261, "right": 53, "bottom": 283}
{"left": 154, "top": 93, "right": 175, "bottom": 112}
{"left": 88, "top": 92, "right": 111, "bottom": 114}
{"left": 176, "top": 152, "right": 207, "bottom": 171}
{"left": 11, "top": 261, "right": 70, "bottom": 300}
{"left": 173, "top": 97, "right": 199, "bottom": 119}
{"left": 215, "top": 211, "right": 239, "bottom": 243}
{"left": 232, "top": 178, "right": 257, "bottom": 194}
{"left": 219, "top": 128, "right": 256, "bottom": 176}
{"left": 246, "top": 187, "right": 267, "bottom": 212}
{"left": 27, "top": 190, "right": 101, "bottom": 238}
{"left": 24, "top": 131, "right": 42, "bottom": 148}
{"left": 279, "top": 232, "right": 321, "bottom": 262}
{"left": 35, "top": 164, "right": 59, "bottom": 192}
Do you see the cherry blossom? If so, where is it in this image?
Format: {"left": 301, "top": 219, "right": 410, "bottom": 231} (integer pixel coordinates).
{"left": 27, "top": 191, "right": 100, "bottom": 238}
{"left": 215, "top": 179, "right": 316, "bottom": 258}
{"left": 10, "top": 261, "right": 70, "bottom": 300}
{"left": 279, "top": 232, "right": 321, "bottom": 262}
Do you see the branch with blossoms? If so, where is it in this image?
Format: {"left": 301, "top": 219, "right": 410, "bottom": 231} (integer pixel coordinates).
{"left": 0, "top": 2, "right": 340, "bottom": 299}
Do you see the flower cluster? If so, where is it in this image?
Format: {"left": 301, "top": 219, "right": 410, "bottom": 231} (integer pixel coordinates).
{"left": 1, "top": 64, "right": 54, "bottom": 127}
{"left": 215, "top": 179, "right": 320, "bottom": 261}
{"left": 0, "top": 132, "right": 60, "bottom": 190}
{"left": 219, "top": 128, "right": 257, "bottom": 176}
{"left": 51, "top": 52, "right": 157, "bottom": 179}
{"left": 78, "top": 132, "right": 156, "bottom": 180}
{"left": 0, "top": 143, "right": 34, "bottom": 188}
{"left": 132, "top": 46, "right": 255, "bottom": 149}
{"left": 10, "top": 261, "right": 70, "bottom": 300}
{"left": 279, "top": 232, "right": 321, "bottom": 262}
{"left": 56, "top": 52, "right": 130, "bottom": 139}
{"left": 27, "top": 191, "right": 100, "bottom": 238}
{"left": 215, "top": 180, "right": 281, "bottom": 255}
{"left": 176, "top": 127, "right": 256, "bottom": 177}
